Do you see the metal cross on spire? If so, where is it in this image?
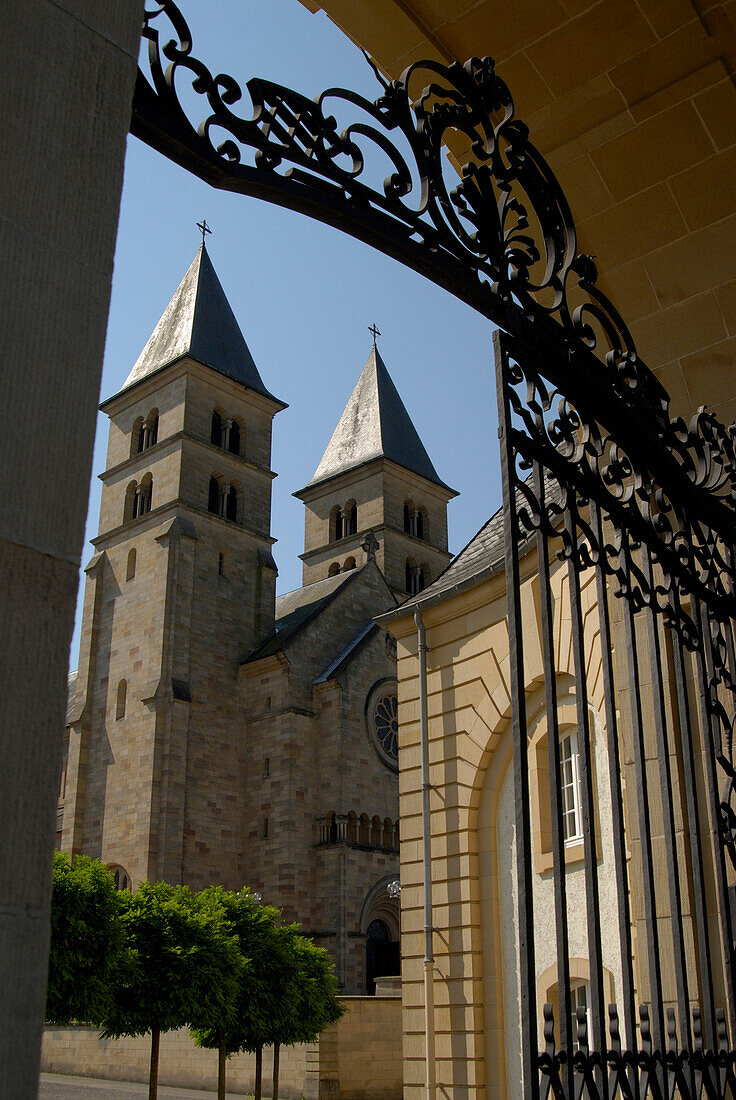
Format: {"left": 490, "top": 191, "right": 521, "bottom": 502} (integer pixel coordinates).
{"left": 368, "top": 322, "right": 381, "bottom": 348}
{"left": 196, "top": 219, "right": 212, "bottom": 245}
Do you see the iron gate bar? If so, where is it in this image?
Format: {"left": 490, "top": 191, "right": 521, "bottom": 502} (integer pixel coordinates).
{"left": 641, "top": 545, "right": 692, "bottom": 1043}
{"left": 590, "top": 501, "right": 638, "bottom": 1093}
{"left": 670, "top": 581, "right": 717, "bottom": 1053}
{"left": 564, "top": 500, "right": 607, "bottom": 1096}
{"left": 496, "top": 328, "right": 539, "bottom": 1100}
{"left": 533, "top": 458, "right": 574, "bottom": 1100}
{"left": 697, "top": 597, "right": 736, "bottom": 1032}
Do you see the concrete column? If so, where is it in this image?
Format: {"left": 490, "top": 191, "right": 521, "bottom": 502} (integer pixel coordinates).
{"left": 0, "top": 3, "right": 143, "bottom": 1095}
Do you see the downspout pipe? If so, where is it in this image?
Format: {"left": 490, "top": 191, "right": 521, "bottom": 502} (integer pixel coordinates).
{"left": 414, "top": 608, "right": 436, "bottom": 1100}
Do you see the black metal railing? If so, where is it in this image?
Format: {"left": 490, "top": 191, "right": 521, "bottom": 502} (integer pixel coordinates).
{"left": 497, "top": 328, "right": 736, "bottom": 1100}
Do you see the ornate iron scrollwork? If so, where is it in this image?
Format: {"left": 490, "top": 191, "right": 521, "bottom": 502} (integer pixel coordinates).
{"left": 136, "top": 1, "right": 642, "bottom": 385}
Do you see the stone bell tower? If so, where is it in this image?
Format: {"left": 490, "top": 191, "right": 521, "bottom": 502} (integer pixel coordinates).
{"left": 294, "top": 343, "right": 456, "bottom": 598}
{"left": 61, "top": 243, "right": 286, "bottom": 890}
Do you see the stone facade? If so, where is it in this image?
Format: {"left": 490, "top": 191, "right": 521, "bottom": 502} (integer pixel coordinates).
{"left": 60, "top": 246, "right": 454, "bottom": 994}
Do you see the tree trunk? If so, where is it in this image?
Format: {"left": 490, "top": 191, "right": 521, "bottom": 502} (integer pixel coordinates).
{"left": 149, "top": 1025, "right": 160, "bottom": 1100}
{"left": 254, "top": 1044, "right": 262, "bottom": 1100}
{"left": 218, "top": 1029, "right": 227, "bottom": 1100}
{"left": 273, "top": 1041, "right": 280, "bottom": 1100}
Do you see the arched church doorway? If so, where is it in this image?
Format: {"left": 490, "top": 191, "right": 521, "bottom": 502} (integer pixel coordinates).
{"left": 365, "top": 918, "right": 400, "bottom": 996}
{"left": 360, "top": 878, "right": 401, "bottom": 995}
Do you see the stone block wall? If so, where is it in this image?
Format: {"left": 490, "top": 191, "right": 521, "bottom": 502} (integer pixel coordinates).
{"left": 41, "top": 996, "right": 402, "bottom": 1099}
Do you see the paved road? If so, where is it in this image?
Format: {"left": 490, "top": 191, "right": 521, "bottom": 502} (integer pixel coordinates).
{"left": 39, "top": 1073, "right": 250, "bottom": 1099}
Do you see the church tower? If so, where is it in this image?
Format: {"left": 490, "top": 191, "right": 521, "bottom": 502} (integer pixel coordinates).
{"left": 61, "top": 243, "right": 286, "bottom": 890}
{"left": 294, "top": 344, "right": 456, "bottom": 598}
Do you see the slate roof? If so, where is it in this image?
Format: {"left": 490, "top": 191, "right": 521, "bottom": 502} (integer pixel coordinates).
{"left": 66, "top": 670, "right": 78, "bottom": 724}
{"left": 242, "top": 569, "right": 358, "bottom": 664}
{"left": 313, "top": 621, "right": 379, "bottom": 684}
{"left": 109, "top": 245, "right": 284, "bottom": 407}
{"left": 378, "top": 472, "right": 565, "bottom": 620}
{"left": 298, "top": 346, "right": 455, "bottom": 494}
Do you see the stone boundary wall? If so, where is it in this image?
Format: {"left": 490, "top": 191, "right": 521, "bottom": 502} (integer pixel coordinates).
{"left": 41, "top": 996, "right": 402, "bottom": 1099}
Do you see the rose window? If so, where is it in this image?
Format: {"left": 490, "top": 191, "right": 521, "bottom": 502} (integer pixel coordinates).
{"left": 373, "top": 694, "right": 399, "bottom": 763}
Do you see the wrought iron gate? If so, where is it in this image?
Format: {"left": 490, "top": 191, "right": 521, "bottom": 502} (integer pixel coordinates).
{"left": 497, "top": 328, "right": 736, "bottom": 1100}
{"left": 134, "top": 4, "right": 736, "bottom": 1096}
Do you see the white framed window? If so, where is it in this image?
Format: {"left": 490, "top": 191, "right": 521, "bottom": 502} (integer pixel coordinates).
{"left": 559, "top": 730, "right": 583, "bottom": 844}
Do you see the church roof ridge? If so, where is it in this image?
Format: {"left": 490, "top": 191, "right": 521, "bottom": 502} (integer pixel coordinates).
{"left": 300, "top": 345, "right": 455, "bottom": 494}
{"left": 242, "top": 568, "right": 360, "bottom": 665}
{"left": 110, "top": 243, "right": 285, "bottom": 406}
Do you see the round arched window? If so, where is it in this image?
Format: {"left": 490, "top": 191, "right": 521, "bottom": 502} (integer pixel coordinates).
{"left": 366, "top": 681, "right": 399, "bottom": 771}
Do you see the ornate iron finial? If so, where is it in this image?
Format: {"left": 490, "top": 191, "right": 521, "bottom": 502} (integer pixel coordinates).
{"left": 368, "top": 322, "right": 381, "bottom": 348}
{"left": 196, "top": 218, "right": 212, "bottom": 245}
{"left": 362, "top": 531, "right": 379, "bottom": 560}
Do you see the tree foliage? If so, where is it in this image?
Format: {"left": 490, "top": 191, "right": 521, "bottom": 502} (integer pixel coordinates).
{"left": 46, "top": 863, "right": 345, "bottom": 1100}
{"left": 46, "top": 852, "right": 127, "bottom": 1026}
{"left": 102, "top": 881, "right": 244, "bottom": 1100}
{"left": 192, "top": 891, "right": 344, "bottom": 1100}
{"left": 191, "top": 888, "right": 282, "bottom": 1055}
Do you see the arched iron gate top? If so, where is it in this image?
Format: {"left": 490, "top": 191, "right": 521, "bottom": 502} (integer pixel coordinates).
{"left": 134, "top": 0, "right": 636, "bottom": 366}
{"left": 132, "top": 1, "right": 736, "bottom": 600}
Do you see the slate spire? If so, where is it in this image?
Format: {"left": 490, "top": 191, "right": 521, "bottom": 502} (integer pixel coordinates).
{"left": 305, "top": 345, "right": 454, "bottom": 492}
{"left": 115, "top": 244, "right": 283, "bottom": 404}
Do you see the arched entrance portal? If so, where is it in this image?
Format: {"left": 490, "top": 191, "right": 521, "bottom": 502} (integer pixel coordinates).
{"left": 361, "top": 878, "right": 400, "bottom": 995}
{"left": 365, "top": 919, "right": 400, "bottom": 996}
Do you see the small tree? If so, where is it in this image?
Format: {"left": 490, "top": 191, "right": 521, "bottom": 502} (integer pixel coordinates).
{"left": 269, "top": 932, "right": 344, "bottom": 1100}
{"left": 191, "top": 889, "right": 285, "bottom": 1100}
{"left": 46, "top": 852, "right": 127, "bottom": 1026}
{"left": 193, "top": 897, "right": 344, "bottom": 1100}
{"left": 103, "top": 881, "right": 243, "bottom": 1100}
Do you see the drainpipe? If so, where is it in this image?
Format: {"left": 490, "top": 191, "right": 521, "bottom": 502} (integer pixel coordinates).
{"left": 414, "top": 608, "right": 436, "bottom": 1100}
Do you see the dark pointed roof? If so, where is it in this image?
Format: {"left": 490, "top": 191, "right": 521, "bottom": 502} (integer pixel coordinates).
{"left": 113, "top": 245, "right": 284, "bottom": 406}
{"left": 300, "top": 347, "right": 455, "bottom": 494}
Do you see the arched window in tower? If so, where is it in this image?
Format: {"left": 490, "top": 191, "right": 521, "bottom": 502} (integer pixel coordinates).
{"left": 345, "top": 501, "right": 357, "bottom": 536}
{"left": 228, "top": 419, "right": 240, "bottom": 456}
{"left": 404, "top": 501, "right": 427, "bottom": 541}
{"left": 124, "top": 481, "right": 137, "bottom": 524}
{"left": 328, "top": 562, "right": 340, "bottom": 577}
{"left": 225, "top": 484, "right": 238, "bottom": 522}
{"left": 211, "top": 410, "right": 223, "bottom": 447}
{"left": 132, "top": 417, "right": 144, "bottom": 456}
{"left": 133, "top": 410, "right": 159, "bottom": 454}
{"left": 405, "top": 559, "right": 429, "bottom": 595}
{"left": 126, "top": 548, "right": 137, "bottom": 581}
{"left": 116, "top": 679, "right": 127, "bottom": 720}
{"left": 133, "top": 474, "right": 152, "bottom": 518}
{"left": 208, "top": 476, "right": 221, "bottom": 515}
{"left": 147, "top": 409, "right": 159, "bottom": 447}
{"left": 343, "top": 557, "right": 356, "bottom": 572}
{"left": 331, "top": 505, "right": 343, "bottom": 542}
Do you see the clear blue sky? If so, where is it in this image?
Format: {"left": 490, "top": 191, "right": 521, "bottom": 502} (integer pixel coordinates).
{"left": 69, "top": 0, "right": 500, "bottom": 666}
